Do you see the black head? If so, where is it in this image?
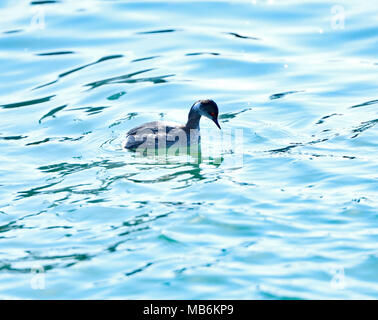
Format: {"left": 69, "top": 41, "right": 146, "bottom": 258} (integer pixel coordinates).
{"left": 197, "top": 99, "right": 221, "bottom": 129}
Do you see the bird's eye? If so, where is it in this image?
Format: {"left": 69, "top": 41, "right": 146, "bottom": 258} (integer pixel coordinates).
{"left": 210, "top": 112, "right": 215, "bottom": 117}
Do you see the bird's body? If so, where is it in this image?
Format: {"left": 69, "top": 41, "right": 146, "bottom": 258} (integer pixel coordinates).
{"left": 123, "top": 100, "right": 220, "bottom": 150}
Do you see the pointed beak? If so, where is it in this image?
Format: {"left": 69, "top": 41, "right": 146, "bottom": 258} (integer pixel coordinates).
{"left": 213, "top": 117, "right": 221, "bottom": 129}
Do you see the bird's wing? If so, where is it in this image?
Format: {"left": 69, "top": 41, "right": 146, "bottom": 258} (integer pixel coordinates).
{"left": 124, "top": 121, "right": 184, "bottom": 149}
{"left": 126, "top": 121, "right": 182, "bottom": 136}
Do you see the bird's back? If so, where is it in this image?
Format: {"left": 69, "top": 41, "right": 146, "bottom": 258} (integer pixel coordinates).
{"left": 124, "top": 121, "right": 188, "bottom": 149}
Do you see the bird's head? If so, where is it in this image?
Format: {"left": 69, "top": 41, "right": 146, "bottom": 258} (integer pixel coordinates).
{"left": 195, "top": 99, "right": 221, "bottom": 129}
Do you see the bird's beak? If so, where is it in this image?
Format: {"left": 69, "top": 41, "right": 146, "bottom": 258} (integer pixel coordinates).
{"left": 213, "top": 117, "right": 221, "bottom": 129}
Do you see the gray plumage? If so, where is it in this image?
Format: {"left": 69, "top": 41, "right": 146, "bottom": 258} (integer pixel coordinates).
{"left": 123, "top": 100, "right": 220, "bottom": 150}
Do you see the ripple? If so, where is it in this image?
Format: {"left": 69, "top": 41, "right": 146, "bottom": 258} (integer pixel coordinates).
{"left": 226, "top": 32, "right": 260, "bottom": 40}
{"left": 39, "top": 104, "right": 67, "bottom": 123}
{"left": 185, "top": 52, "right": 220, "bottom": 56}
{"left": 131, "top": 56, "right": 159, "bottom": 63}
{"left": 350, "top": 99, "right": 378, "bottom": 109}
{"left": 351, "top": 119, "right": 378, "bottom": 138}
{"left": 68, "top": 105, "right": 110, "bottom": 116}
{"left": 107, "top": 91, "right": 126, "bottom": 101}
{"left": 0, "top": 135, "right": 27, "bottom": 140}
{"left": 33, "top": 55, "right": 124, "bottom": 90}
{"left": 125, "top": 262, "right": 154, "bottom": 277}
{"left": 85, "top": 69, "right": 174, "bottom": 90}
{"left": 25, "top": 135, "right": 84, "bottom": 146}
{"left": 1, "top": 95, "right": 55, "bottom": 109}
{"left": 2, "top": 29, "right": 23, "bottom": 34}
{"left": 219, "top": 107, "right": 252, "bottom": 121}
{"left": 269, "top": 90, "right": 304, "bottom": 100}
{"left": 315, "top": 113, "right": 342, "bottom": 125}
{"left": 136, "top": 29, "right": 177, "bottom": 34}
{"left": 38, "top": 160, "right": 126, "bottom": 177}
{"left": 36, "top": 51, "right": 75, "bottom": 56}
{"left": 30, "top": 0, "right": 59, "bottom": 4}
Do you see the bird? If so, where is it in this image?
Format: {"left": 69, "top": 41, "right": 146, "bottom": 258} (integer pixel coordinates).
{"left": 123, "top": 99, "right": 221, "bottom": 150}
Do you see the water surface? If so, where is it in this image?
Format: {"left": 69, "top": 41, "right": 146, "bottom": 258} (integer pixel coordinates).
{"left": 0, "top": 0, "right": 377, "bottom": 299}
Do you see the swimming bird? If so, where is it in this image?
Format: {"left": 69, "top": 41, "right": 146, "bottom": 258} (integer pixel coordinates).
{"left": 123, "top": 99, "right": 221, "bottom": 150}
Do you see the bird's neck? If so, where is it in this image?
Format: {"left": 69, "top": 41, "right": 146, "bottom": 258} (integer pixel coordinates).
{"left": 185, "top": 104, "right": 201, "bottom": 130}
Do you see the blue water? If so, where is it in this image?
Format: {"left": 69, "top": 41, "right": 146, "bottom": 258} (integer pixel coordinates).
{"left": 0, "top": 0, "right": 377, "bottom": 299}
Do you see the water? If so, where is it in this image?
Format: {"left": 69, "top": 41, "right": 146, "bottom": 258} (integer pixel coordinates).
{"left": 0, "top": 0, "right": 377, "bottom": 299}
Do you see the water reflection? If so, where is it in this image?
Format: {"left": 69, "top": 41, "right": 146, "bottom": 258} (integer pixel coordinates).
{"left": 127, "top": 142, "right": 224, "bottom": 166}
